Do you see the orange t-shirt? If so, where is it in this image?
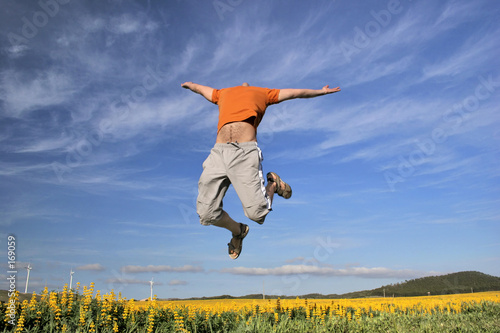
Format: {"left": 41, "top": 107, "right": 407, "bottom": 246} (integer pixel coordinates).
{"left": 211, "top": 86, "right": 281, "bottom": 132}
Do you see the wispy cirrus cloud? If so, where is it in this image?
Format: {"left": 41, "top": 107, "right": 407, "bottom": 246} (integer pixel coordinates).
{"left": 433, "top": 0, "right": 484, "bottom": 30}
{"left": 1, "top": 69, "right": 76, "bottom": 117}
{"left": 1, "top": 0, "right": 498, "bottom": 299}
{"left": 420, "top": 28, "right": 500, "bottom": 82}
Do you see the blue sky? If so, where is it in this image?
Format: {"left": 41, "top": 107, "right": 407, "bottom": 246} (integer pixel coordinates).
{"left": 1, "top": 0, "right": 499, "bottom": 300}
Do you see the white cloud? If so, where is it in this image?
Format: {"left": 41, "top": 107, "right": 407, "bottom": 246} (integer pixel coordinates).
{"left": 220, "top": 264, "right": 434, "bottom": 279}
{"left": 5, "top": 44, "right": 30, "bottom": 58}
{"left": 347, "top": 56, "right": 413, "bottom": 87}
{"left": 169, "top": 280, "right": 188, "bottom": 286}
{"left": 16, "top": 136, "right": 74, "bottom": 154}
{"left": 76, "top": 263, "right": 105, "bottom": 271}
{"left": 105, "top": 278, "right": 163, "bottom": 286}
{"left": 433, "top": 1, "right": 481, "bottom": 29}
{"left": 121, "top": 265, "right": 203, "bottom": 274}
{"left": 207, "top": 22, "right": 276, "bottom": 76}
{"left": 420, "top": 28, "right": 500, "bottom": 82}
{"left": 96, "top": 94, "right": 202, "bottom": 141}
{"left": 106, "top": 13, "right": 159, "bottom": 35}
{"left": 1, "top": 69, "right": 75, "bottom": 117}
{"left": 285, "top": 257, "right": 307, "bottom": 264}
{"left": 0, "top": 161, "right": 51, "bottom": 178}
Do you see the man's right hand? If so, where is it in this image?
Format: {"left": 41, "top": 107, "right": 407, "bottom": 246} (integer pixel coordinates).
{"left": 322, "top": 85, "right": 341, "bottom": 94}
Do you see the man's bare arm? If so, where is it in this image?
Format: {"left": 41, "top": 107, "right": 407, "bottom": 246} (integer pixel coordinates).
{"left": 181, "top": 82, "right": 215, "bottom": 102}
{"left": 278, "top": 85, "right": 341, "bottom": 103}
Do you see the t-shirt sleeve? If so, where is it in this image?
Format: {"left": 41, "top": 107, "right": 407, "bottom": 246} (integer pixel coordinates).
{"left": 267, "top": 88, "right": 281, "bottom": 105}
{"left": 211, "top": 89, "right": 221, "bottom": 104}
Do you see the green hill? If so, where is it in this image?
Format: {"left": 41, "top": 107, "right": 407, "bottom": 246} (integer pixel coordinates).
{"left": 344, "top": 271, "right": 500, "bottom": 298}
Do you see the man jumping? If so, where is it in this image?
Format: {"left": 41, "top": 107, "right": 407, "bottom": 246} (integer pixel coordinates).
{"left": 181, "top": 81, "right": 341, "bottom": 259}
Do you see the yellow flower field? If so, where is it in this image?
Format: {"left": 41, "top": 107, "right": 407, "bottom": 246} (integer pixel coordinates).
{"left": 2, "top": 284, "right": 499, "bottom": 332}
{"left": 139, "top": 290, "right": 500, "bottom": 318}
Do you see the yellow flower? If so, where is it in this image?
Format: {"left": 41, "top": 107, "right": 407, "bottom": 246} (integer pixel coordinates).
{"left": 113, "top": 318, "right": 119, "bottom": 333}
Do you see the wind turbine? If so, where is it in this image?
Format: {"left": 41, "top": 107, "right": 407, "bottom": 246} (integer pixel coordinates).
{"left": 149, "top": 277, "right": 154, "bottom": 301}
{"left": 25, "top": 263, "right": 32, "bottom": 293}
{"left": 69, "top": 269, "right": 74, "bottom": 289}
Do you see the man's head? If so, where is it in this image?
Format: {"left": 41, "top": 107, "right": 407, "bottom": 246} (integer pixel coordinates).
{"left": 242, "top": 82, "right": 250, "bottom": 87}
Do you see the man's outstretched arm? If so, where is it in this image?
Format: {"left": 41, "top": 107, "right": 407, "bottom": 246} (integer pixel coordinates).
{"left": 181, "top": 82, "right": 214, "bottom": 102}
{"left": 278, "top": 85, "right": 341, "bottom": 103}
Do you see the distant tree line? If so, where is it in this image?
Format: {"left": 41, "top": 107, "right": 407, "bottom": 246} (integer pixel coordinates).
{"left": 365, "top": 271, "right": 500, "bottom": 297}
